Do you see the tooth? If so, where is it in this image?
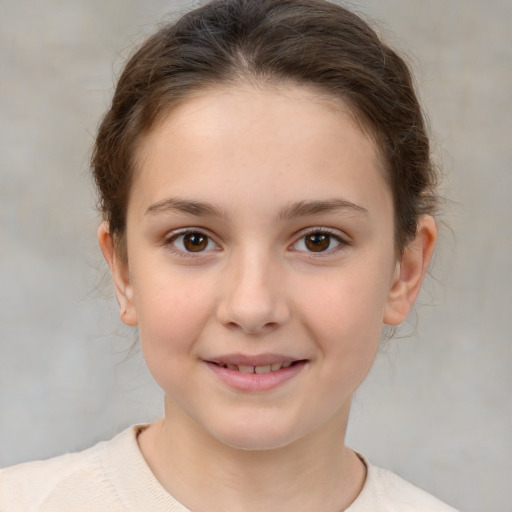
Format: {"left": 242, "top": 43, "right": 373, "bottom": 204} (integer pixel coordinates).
{"left": 271, "top": 363, "right": 282, "bottom": 371}
{"left": 282, "top": 361, "right": 292, "bottom": 368}
{"left": 238, "top": 365, "right": 254, "bottom": 374}
{"left": 255, "top": 365, "right": 271, "bottom": 374}
{"left": 227, "top": 364, "right": 238, "bottom": 371}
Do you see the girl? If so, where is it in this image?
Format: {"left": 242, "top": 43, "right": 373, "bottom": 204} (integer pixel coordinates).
{"left": 0, "top": 0, "right": 459, "bottom": 510}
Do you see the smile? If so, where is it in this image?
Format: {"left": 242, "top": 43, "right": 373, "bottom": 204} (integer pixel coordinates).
{"left": 204, "top": 356, "right": 307, "bottom": 392}
{"left": 214, "top": 361, "right": 294, "bottom": 374}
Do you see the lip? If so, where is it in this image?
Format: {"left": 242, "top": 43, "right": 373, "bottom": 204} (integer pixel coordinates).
{"left": 203, "top": 353, "right": 308, "bottom": 392}
{"left": 206, "top": 353, "right": 299, "bottom": 367}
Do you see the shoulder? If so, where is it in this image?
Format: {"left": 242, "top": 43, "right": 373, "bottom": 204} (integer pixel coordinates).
{"left": 0, "top": 428, "right": 132, "bottom": 512}
{"left": 348, "top": 455, "right": 460, "bottom": 512}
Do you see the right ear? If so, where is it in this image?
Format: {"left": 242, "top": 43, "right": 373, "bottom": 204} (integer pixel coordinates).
{"left": 97, "top": 223, "right": 138, "bottom": 327}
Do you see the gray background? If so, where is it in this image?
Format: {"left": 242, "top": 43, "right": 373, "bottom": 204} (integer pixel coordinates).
{"left": 1, "top": 1, "right": 511, "bottom": 511}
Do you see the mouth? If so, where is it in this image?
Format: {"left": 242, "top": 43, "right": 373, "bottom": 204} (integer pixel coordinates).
{"left": 204, "top": 354, "right": 308, "bottom": 391}
{"left": 210, "top": 360, "right": 300, "bottom": 374}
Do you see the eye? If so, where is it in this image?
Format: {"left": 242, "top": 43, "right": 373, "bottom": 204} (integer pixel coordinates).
{"left": 292, "top": 230, "right": 344, "bottom": 253}
{"left": 169, "top": 230, "right": 219, "bottom": 253}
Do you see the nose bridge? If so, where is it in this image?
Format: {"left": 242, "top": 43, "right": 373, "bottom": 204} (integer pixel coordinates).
{"left": 217, "top": 243, "right": 289, "bottom": 334}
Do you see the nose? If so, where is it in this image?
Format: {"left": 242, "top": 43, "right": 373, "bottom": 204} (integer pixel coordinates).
{"left": 216, "top": 249, "right": 290, "bottom": 335}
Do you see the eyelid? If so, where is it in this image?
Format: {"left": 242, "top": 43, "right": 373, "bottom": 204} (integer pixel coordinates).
{"left": 164, "top": 227, "right": 221, "bottom": 255}
{"left": 289, "top": 227, "right": 350, "bottom": 254}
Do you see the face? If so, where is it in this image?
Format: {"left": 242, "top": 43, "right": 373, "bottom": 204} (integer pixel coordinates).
{"left": 107, "top": 84, "right": 418, "bottom": 451}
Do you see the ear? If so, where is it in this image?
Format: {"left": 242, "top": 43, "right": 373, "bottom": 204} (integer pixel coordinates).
{"left": 97, "top": 223, "right": 138, "bottom": 327}
{"left": 383, "top": 215, "right": 437, "bottom": 326}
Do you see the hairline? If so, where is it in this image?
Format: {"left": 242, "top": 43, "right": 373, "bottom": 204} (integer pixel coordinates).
{"left": 115, "top": 77, "right": 397, "bottom": 262}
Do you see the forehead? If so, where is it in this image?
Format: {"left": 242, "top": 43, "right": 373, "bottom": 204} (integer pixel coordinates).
{"left": 131, "top": 83, "right": 391, "bottom": 219}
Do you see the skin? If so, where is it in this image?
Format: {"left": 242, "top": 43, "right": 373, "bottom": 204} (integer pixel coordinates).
{"left": 99, "top": 83, "right": 437, "bottom": 512}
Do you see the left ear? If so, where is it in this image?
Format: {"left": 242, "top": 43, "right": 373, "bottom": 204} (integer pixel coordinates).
{"left": 383, "top": 215, "right": 437, "bottom": 326}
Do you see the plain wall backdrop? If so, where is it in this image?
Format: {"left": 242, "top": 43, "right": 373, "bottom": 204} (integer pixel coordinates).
{"left": 1, "top": 1, "right": 511, "bottom": 511}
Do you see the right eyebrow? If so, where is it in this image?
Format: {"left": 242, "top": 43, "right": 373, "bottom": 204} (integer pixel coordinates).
{"left": 145, "top": 197, "right": 225, "bottom": 218}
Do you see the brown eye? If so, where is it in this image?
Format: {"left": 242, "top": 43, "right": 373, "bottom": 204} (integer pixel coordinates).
{"left": 170, "top": 231, "right": 217, "bottom": 253}
{"left": 292, "top": 231, "right": 343, "bottom": 254}
{"left": 304, "top": 233, "right": 331, "bottom": 252}
{"left": 183, "top": 233, "right": 208, "bottom": 252}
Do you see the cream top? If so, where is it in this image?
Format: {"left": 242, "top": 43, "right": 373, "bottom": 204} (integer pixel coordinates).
{"left": 0, "top": 426, "right": 458, "bottom": 511}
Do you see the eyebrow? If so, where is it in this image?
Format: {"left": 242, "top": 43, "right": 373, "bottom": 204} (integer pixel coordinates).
{"left": 278, "top": 199, "right": 368, "bottom": 220}
{"left": 145, "top": 197, "right": 224, "bottom": 217}
{"left": 145, "top": 197, "right": 368, "bottom": 219}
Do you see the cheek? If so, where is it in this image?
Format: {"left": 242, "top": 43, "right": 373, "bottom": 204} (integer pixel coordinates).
{"left": 299, "top": 262, "right": 392, "bottom": 369}
{"left": 132, "top": 269, "right": 215, "bottom": 372}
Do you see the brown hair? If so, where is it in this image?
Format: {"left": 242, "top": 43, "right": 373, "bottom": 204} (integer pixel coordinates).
{"left": 92, "top": 0, "right": 438, "bottom": 256}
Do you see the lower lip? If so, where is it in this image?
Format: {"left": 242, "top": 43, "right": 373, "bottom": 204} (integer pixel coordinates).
{"left": 205, "top": 361, "right": 307, "bottom": 392}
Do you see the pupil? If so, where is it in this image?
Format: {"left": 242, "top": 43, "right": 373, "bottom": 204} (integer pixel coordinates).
{"left": 184, "top": 233, "right": 207, "bottom": 252}
{"left": 305, "top": 233, "right": 330, "bottom": 252}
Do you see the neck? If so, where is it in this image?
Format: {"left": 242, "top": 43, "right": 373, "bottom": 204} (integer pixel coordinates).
{"left": 138, "top": 399, "right": 366, "bottom": 512}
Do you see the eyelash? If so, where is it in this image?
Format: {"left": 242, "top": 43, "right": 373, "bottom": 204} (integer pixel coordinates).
{"left": 165, "top": 227, "right": 349, "bottom": 257}
{"left": 290, "top": 228, "right": 349, "bottom": 256}
{"left": 164, "top": 228, "right": 220, "bottom": 256}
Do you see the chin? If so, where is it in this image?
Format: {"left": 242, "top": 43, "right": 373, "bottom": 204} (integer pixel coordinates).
{"left": 206, "top": 417, "right": 305, "bottom": 452}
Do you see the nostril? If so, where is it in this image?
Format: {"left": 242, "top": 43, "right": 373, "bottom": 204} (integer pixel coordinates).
{"left": 224, "top": 320, "right": 279, "bottom": 335}
{"left": 215, "top": 276, "right": 290, "bottom": 334}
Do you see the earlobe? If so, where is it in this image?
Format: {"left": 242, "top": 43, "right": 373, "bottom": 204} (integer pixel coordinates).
{"left": 97, "top": 223, "right": 138, "bottom": 327}
{"left": 383, "top": 215, "right": 437, "bottom": 326}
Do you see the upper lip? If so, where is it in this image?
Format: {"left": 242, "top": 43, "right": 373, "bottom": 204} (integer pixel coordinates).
{"left": 204, "top": 353, "right": 304, "bottom": 367}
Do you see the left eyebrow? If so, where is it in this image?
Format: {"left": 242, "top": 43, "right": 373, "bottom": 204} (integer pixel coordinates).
{"left": 277, "top": 199, "right": 368, "bottom": 220}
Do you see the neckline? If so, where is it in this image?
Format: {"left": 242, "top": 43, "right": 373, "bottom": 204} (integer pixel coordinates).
{"left": 101, "top": 425, "right": 191, "bottom": 511}
{"left": 102, "top": 425, "right": 375, "bottom": 512}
